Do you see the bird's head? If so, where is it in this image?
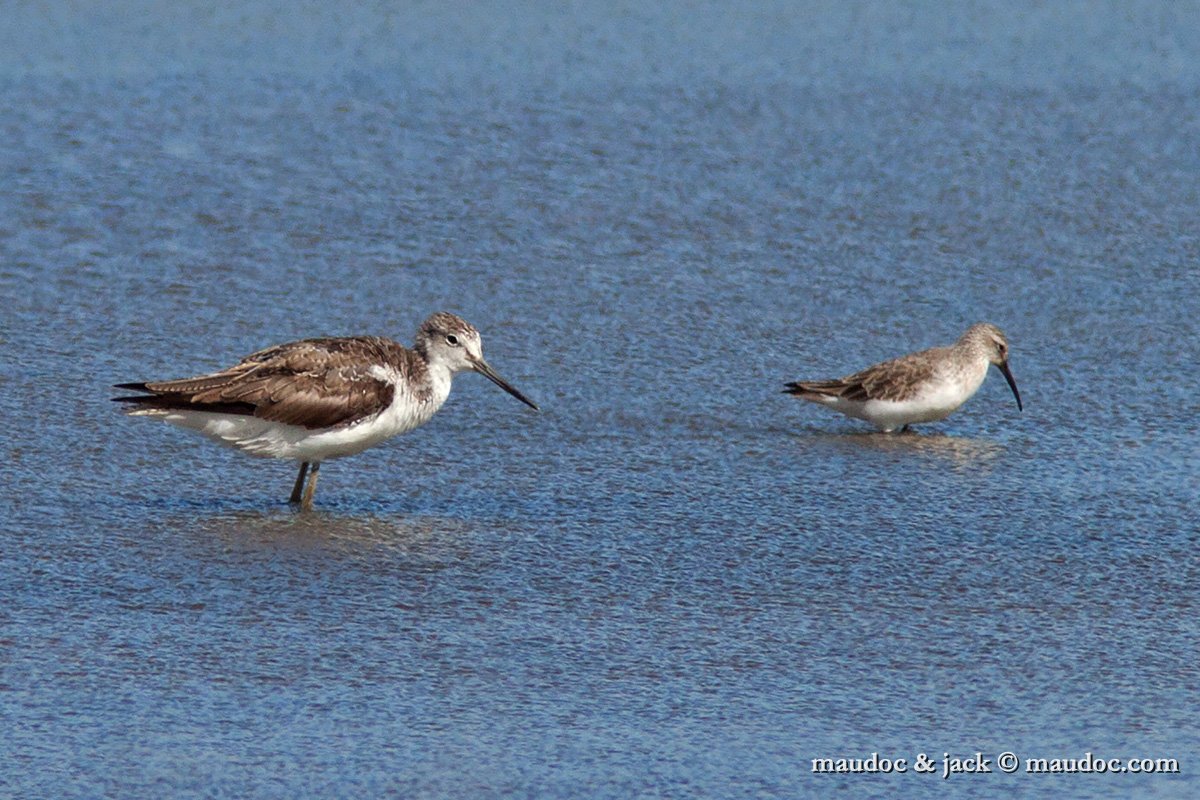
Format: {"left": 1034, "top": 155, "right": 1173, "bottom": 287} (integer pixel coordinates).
{"left": 962, "top": 322, "right": 1022, "bottom": 411}
{"left": 417, "top": 312, "right": 539, "bottom": 411}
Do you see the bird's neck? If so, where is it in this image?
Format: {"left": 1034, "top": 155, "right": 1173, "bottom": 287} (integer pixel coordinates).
{"left": 422, "top": 361, "right": 455, "bottom": 407}
{"left": 953, "top": 335, "right": 989, "bottom": 364}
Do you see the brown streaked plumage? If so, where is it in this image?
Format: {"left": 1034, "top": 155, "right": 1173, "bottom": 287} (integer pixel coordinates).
{"left": 783, "top": 322, "right": 1022, "bottom": 432}
{"left": 114, "top": 312, "right": 539, "bottom": 509}
{"left": 115, "top": 336, "right": 422, "bottom": 430}
{"left": 789, "top": 354, "right": 941, "bottom": 404}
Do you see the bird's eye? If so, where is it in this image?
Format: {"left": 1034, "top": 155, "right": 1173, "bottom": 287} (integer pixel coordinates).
{"left": 445, "top": 334, "right": 460, "bottom": 346}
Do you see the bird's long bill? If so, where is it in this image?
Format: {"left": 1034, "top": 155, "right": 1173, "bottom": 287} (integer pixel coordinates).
{"left": 471, "top": 357, "right": 540, "bottom": 411}
{"left": 998, "top": 361, "right": 1023, "bottom": 411}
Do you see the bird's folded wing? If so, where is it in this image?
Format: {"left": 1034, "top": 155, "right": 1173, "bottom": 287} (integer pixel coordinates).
{"left": 787, "top": 350, "right": 940, "bottom": 403}
{"left": 837, "top": 354, "right": 938, "bottom": 402}
{"left": 124, "top": 338, "right": 399, "bottom": 430}
{"left": 207, "top": 366, "right": 394, "bottom": 428}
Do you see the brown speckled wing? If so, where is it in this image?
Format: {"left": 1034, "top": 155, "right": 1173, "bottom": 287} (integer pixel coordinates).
{"left": 788, "top": 346, "right": 944, "bottom": 403}
{"left": 117, "top": 336, "right": 423, "bottom": 430}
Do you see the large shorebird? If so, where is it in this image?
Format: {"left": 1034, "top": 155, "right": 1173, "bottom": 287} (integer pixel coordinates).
{"left": 783, "top": 323, "right": 1022, "bottom": 432}
{"left": 114, "top": 312, "right": 539, "bottom": 509}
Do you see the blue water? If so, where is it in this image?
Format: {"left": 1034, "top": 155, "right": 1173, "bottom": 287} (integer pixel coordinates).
{"left": 2, "top": 3, "right": 1198, "bottom": 798}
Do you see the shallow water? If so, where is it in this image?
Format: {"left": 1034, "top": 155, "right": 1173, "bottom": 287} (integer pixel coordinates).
{"left": 2, "top": 3, "right": 1198, "bottom": 798}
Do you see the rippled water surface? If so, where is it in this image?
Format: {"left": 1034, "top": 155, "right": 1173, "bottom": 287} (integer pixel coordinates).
{"left": 2, "top": 4, "right": 1198, "bottom": 798}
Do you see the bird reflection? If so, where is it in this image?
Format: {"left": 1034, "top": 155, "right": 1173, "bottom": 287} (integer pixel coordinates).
{"left": 185, "top": 507, "right": 479, "bottom": 557}
{"left": 805, "top": 429, "right": 1006, "bottom": 470}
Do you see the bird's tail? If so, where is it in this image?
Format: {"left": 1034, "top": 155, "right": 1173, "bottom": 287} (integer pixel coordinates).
{"left": 782, "top": 380, "right": 841, "bottom": 397}
{"left": 112, "top": 383, "right": 254, "bottom": 415}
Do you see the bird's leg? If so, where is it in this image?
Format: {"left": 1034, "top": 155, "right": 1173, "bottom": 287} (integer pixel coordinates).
{"left": 300, "top": 463, "right": 321, "bottom": 511}
{"left": 289, "top": 462, "right": 310, "bottom": 505}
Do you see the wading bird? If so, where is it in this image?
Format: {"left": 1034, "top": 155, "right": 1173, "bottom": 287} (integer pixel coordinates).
{"left": 114, "top": 312, "right": 538, "bottom": 509}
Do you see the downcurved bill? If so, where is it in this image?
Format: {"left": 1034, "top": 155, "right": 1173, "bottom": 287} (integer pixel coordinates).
{"left": 998, "top": 361, "right": 1023, "bottom": 411}
{"left": 471, "top": 357, "right": 540, "bottom": 411}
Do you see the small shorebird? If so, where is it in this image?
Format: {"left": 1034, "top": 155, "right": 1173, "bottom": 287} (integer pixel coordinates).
{"left": 783, "top": 323, "right": 1022, "bottom": 432}
{"left": 114, "top": 312, "right": 539, "bottom": 509}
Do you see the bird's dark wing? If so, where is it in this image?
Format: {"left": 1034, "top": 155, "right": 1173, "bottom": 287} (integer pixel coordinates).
{"left": 114, "top": 336, "right": 420, "bottom": 429}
